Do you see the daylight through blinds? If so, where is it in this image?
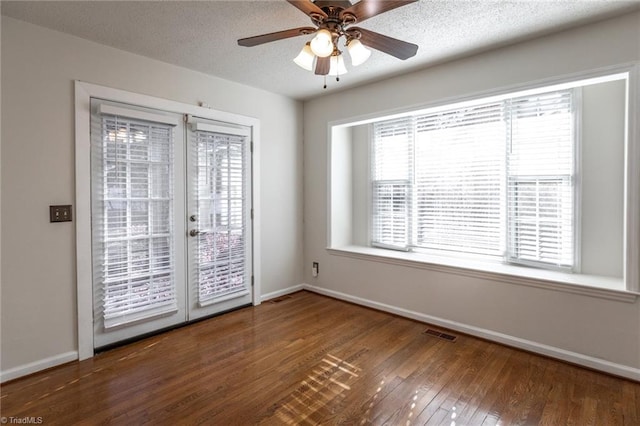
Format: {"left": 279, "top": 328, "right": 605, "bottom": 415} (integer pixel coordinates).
{"left": 191, "top": 128, "right": 249, "bottom": 305}
{"left": 92, "top": 111, "right": 177, "bottom": 329}
{"left": 507, "top": 91, "right": 574, "bottom": 267}
{"left": 372, "top": 117, "right": 413, "bottom": 249}
{"left": 371, "top": 89, "right": 576, "bottom": 269}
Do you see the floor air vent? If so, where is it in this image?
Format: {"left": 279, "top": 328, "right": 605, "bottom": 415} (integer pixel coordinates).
{"left": 423, "top": 328, "right": 457, "bottom": 342}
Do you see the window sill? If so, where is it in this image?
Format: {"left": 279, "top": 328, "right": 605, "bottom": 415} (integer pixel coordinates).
{"left": 327, "top": 245, "right": 638, "bottom": 303}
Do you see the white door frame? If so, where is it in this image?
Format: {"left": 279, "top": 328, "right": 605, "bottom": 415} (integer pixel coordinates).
{"left": 75, "top": 81, "right": 262, "bottom": 360}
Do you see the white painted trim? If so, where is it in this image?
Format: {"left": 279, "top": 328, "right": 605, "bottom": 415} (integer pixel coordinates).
{"left": 328, "top": 246, "right": 637, "bottom": 303}
{"left": 573, "top": 87, "right": 583, "bottom": 274}
{"left": 260, "top": 284, "right": 305, "bottom": 302}
{"left": 251, "top": 122, "right": 262, "bottom": 307}
{"left": 4, "top": 284, "right": 637, "bottom": 382}
{"left": 0, "top": 351, "right": 78, "bottom": 383}
{"left": 74, "top": 81, "right": 262, "bottom": 358}
{"left": 76, "top": 81, "right": 260, "bottom": 127}
{"left": 190, "top": 122, "right": 251, "bottom": 137}
{"left": 97, "top": 103, "right": 180, "bottom": 126}
{"left": 326, "top": 124, "right": 334, "bottom": 248}
{"left": 301, "top": 284, "right": 640, "bottom": 381}
{"left": 75, "top": 81, "right": 94, "bottom": 360}
{"left": 625, "top": 64, "right": 640, "bottom": 292}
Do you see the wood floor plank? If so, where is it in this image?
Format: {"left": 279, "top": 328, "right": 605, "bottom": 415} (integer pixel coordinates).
{"left": 1, "top": 291, "right": 638, "bottom": 425}
{"left": 409, "top": 339, "right": 484, "bottom": 424}
{"left": 622, "top": 381, "right": 640, "bottom": 424}
{"left": 485, "top": 352, "right": 548, "bottom": 425}
{"left": 428, "top": 344, "right": 504, "bottom": 426}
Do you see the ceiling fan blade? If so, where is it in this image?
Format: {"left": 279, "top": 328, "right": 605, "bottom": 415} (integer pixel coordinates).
{"left": 341, "top": 0, "right": 418, "bottom": 23}
{"left": 238, "top": 27, "right": 316, "bottom": 47}
{"left": 352, "top": 27, "right": 418, "bottom": 60}
{"left": 315, "top": 56, "right": 330, "bottom": 75}
{"left": 287, "top": 0, "right": 328, "bottom": 19}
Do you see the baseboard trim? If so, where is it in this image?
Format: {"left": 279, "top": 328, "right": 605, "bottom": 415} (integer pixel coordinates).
{"left": 1, "top": 285, "right": 305, "bottom": 383}
{"left": 260, "top": 284, "right": 305, "bottom": 303}
{"left": 5, "top": 285, "right": 637, "bottom": 382}
{"left": 1, "top": 351, "right": 78, "bottom": 383}
{"left": 302, "top": 283, "right": 640, "bottom": 381}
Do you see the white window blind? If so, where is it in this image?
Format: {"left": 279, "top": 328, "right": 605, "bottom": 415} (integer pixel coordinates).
{"left": 370, "top": 88, "right": 577, "bottom": 270}
{"left": 92, "top": 106, "right": 178, "bottom": 329}
{"left": 190, "top": 126, "right": 250, "bottom": 305}
{"left": 507, "top": 91, "right": 575, "bottom": 268}
{"left": 414, "top": 102, "right": 505, "bottom": 257}
{"left": 371, "top": 117, "right": 413, "bottom": 250}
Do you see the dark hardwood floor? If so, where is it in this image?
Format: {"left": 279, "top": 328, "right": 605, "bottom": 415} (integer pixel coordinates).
{"left": 1, "top": 291, "right": 638, "bottom": 425}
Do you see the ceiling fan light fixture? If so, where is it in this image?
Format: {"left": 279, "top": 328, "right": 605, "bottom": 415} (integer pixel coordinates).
{"left": 346, "top": 38, "right": 371, "bottom": 66}
{"left": 294, "top": 42, "right": 315, "bottom": 71}
{"left": 328, "top": 52, "right": 348, "bottom": 77}
{"left": 237, "top": 0, "right": 420, "bottom": 88}
{"left": 310, "top": 29, "right": 334, "bottom": 58}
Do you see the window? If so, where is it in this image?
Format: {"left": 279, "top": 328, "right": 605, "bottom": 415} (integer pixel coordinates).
{"left": 328, "top": 71, "right": 632, "bottom": 296}
{"left": 371, "top": 117, "right": 412, "bottom": 250}
{"left": 372, "top": 89, "right": 576, "bottom": 271}
{"left": 91, "top": 105, "right": 179, "bottom": 329}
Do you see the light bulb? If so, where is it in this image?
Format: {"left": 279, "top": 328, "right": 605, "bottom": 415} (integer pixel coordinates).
{"left": 310, "top": 29, "right": 334, "bottom": 58}
{"left": 293, "top": 42, "right": 315, "bottom": 71}
{"left": 347, "top": 38, "right": 371, "bottom": 66}
{"left": 328, "top": 53, "right": 348, "bottom": 76}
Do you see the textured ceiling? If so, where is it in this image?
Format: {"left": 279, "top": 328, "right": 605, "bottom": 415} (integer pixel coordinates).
{"left": 2, "top": 1, "right": 639, "bottom": 100}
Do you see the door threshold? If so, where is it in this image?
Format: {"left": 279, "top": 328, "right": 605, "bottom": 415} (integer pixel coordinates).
{"left": 94, "top": 303, "right": 253, "bottom": 354}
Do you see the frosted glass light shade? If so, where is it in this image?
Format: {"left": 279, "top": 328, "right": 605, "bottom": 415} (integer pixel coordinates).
{"left": 328, "top": 53, "right": 348, "bottom": 76}
{"left": 310, "top": 29, "right": 334, "bottom": 58}
{"left": 347, "top": 39, "right": 371, "bottom": 66}
{"left": 293, "top": 43, "right": 315, "bottom": 71}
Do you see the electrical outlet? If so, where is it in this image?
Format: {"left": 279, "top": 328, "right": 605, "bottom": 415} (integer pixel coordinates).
{"left": 50, "top": 205, "right": 73, "bottom": 222}
{"left": 312, "top": 262, "right": 319, "bottom": 277}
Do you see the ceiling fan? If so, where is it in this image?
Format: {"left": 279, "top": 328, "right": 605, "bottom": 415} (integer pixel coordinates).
{"left": 237, "top": 0, "right": 419, "bottom": 80}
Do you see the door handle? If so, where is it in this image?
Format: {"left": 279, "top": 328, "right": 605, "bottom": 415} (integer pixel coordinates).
{"left": 189, "top": 229, "right": 207, "bottom": 237}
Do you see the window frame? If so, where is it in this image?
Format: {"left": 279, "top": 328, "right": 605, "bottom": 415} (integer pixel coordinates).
{"left": 504, "top": 89, "right": 580, "bottom": 271}
{"left": 326, "top": 65, "right": 639, "bottom": 300}
{"left": 370, "top": 88, "right": 579, "bottom": 272}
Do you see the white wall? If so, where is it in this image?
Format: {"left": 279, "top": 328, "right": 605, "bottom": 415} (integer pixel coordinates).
{"left": 0, "top": 17, "right": 303, "bottom": 375}
{"left": 0, "top": 16, "right": 3, "bottom": 356}
{"left": 351, "top": 125, "right": 368, "bottom": 246}
{"left": 581, "top": 80, "right": 625, "bottom": 277}
{"left": 303, "top": 12, "right": 640, "bottom": 376}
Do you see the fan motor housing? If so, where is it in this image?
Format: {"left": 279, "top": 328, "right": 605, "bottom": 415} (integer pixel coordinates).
{"left": 313, "top": 0, "right": 354, "bottom": 9}
{"left": 310, "top": 3, "right": 357, "bottom": 38}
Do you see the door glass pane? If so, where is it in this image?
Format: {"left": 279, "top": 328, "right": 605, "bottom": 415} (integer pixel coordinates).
{"left": 92, "top": 114, "right": 177, "bottom": 329}
{"left": 192, "top": 130, "right": 249, "bottom": 305}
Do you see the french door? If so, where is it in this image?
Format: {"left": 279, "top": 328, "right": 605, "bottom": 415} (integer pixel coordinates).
{"left": 186, "top": 118, "right": 252, "bottom": 320}
{"left": 91, "top": 100, "right": 252, "bottom": 349}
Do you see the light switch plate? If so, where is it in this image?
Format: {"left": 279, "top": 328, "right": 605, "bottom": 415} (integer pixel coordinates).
{"left": 50, "top": 205, "right": 73, "bottom": 222}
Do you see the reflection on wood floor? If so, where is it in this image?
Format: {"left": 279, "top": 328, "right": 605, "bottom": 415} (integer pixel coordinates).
{"left": 1, "top": 291, "right": 639, "bottom": 425}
